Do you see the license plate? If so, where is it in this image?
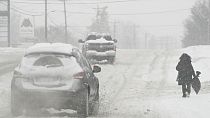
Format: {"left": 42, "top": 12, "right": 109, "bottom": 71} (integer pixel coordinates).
{"left": 34, "top": 77, "right": 60, "bottom": 86}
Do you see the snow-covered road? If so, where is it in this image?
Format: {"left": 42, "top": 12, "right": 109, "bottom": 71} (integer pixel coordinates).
{"left": 0, "top": 47, "right": 210, "bottom": 118}
{"left": 96, "top": 49, "right": 178, "bottom": 118}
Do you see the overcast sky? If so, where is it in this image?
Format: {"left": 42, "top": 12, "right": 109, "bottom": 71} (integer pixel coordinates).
{"left": 11, "top": 0, "right": 198, "bottom": 38}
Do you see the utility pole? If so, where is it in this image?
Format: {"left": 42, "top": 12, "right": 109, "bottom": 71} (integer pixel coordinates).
{"left": 32, "top": 15, "right": 36, "bottom": 42}
{"left": 63, "top": 0, "right": 68, "bottom": 43}
{"left": 8, "top": 0, "right": 10, "bottom": 47}
{"left": 95, "top": 5, "right": 101, "bottom": 32}
{"left": 145, "top": 33, "right": 148, "bottom": 49}
{"left": 133, "top": 24, "right": 136, "bottom": 49}
{"left": 113, "top": 21, "right": 116, "bottom": 38}
{"left": 208, "top": 19, "right": 210, "bottom": 42}
{"left": 208, "top": 0, "right": 210, "bottom": 42}
{"left": 93, "top": 5, "right": 107, "bottom": 32}
{"left": 45, "top": 0, "right": 48, "bottom": 42}
{"left": 113, "top": 20, "right": 119, "bottom": 39}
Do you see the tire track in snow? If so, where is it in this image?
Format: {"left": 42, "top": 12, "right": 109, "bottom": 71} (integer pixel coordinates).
{"left": 136, "top": 51, "right": 170, "bottom": 118}
{"left": 98, "top": 51, "right": 158, "bottom": 117}
{"left": 111, "top": 51, "right": 169, "bottom": 118}
{"left": 0, "top": 64, "right": 17, "bottom": 76}
{"left": 141, "top": 51, "right": 169, "bottom": 98}
{"left": 108, "top": 52, "right": 143, "bottom": 103}
{"left": 97, "top": 51, "right": 143, "bottom": 117}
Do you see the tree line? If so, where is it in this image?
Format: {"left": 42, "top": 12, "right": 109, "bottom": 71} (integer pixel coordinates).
{"left": 183, "top": 0, "right": 210, "bottom": 47}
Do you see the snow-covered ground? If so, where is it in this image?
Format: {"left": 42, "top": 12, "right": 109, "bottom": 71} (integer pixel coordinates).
{"left": 0, "top": 45, "right": 210, "bottom": 118}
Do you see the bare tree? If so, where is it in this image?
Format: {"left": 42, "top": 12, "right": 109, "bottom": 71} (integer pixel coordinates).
{"left": 89, "top": 6, "right": 110, "bottom": 33}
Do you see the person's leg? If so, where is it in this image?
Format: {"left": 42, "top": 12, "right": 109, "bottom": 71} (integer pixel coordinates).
{"left": 187, "top": 83, "right": 191, "bottom": 95}
{"left": 182, "top": 84, "right": 187, "bottom": 97}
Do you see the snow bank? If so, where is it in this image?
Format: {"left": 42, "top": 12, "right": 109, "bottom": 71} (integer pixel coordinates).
{"left": 153, "top": 94, "right": 210, "bottom": 118}
{"left": 0, "top": 47, "right": 24, "bottom": 65}
{"left": 0, "top": 73, "right": 12, "bottom": 116}
{"left": 180, "top": 45, "right": 210, "bottom": 82}
{"left": 182, "top": 45, "right": 210, "bottom": 58}
{"left": 0, "top": 47, "right": 24, "bottom": 54}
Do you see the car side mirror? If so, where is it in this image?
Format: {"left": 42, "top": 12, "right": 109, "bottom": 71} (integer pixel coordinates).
{"left": 93, "top": 65, "right": 101, "bottom": 73}
{"left": 78, "top": 39, "right": 84, "bottom": 43}
{"left": 113, "top": 39, "right": 117, "bottom": 43}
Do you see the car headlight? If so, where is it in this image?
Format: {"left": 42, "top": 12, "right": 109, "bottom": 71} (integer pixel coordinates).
{"left": 108, "top": 44, "right": 115, "bottom": 49}
{"left": 85, "top": 43, "right": 89, "bottom": 49}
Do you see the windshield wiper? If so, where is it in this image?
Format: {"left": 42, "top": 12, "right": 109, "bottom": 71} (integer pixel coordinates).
{"left": 45, "top": 64, "right": 63, "bottom": 68}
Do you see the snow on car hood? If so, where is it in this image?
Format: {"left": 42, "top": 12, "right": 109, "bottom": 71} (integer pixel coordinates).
{"left": 86, "top": 38, "right": 114, "bottom": 44}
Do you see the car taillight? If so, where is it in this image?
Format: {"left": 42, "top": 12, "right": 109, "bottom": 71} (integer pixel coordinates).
{"left": 85, "top": 43, "right": 89, "bottom": 49}
{"left": 73, "top": 71, "right": 85, "bottom": 79}
{"left": 13, "top": 71, "right": 31, "bottom": 82}
{"left": 13, "top": 70, "right": 23, "bottom": 78}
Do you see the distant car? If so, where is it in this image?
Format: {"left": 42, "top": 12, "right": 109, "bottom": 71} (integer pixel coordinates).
{"left": 11, "top": 43, "right": 101, "bottom": 117}
{"left": 79, "top": 32, "right": 117, "bottom": 64}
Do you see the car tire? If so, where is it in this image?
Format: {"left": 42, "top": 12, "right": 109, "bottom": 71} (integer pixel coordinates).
{"left": 77, "top": 89, "right": 89, "bottom": 117}
{"left": 11, "top": 88, "right": 23, "bottom": 117}
{"left": 108, "top": 57, "right": 115, "bottom": 64}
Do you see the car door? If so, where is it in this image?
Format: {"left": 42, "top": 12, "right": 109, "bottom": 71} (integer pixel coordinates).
{"left": 78, "top": 51, "right": 97, "bottom": 100}
{"left": 83, "top": 56, "right": 98, "bottom": 97}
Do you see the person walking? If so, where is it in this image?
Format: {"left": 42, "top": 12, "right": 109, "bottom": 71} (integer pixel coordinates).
{"left": 176, "top": 53, "right": 196, "bottom": 97}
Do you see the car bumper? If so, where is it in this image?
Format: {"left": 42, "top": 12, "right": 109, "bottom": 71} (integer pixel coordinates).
{"left": 86, "top": 50, "right": 116, "bottom": 57}
{"left": 15, "top": 87, "right": 86, "bottom": 110}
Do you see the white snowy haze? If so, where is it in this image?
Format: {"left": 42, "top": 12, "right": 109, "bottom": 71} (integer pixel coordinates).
{"left": 2, "top": 0, "right": 210, "bottom": 118}
{"left": 10, "top": 0, "right": 197, "bottom": 49}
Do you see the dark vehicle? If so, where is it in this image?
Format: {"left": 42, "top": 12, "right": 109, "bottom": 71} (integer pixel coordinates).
{"left": 79, "top": 32, "right": 117, "bottom": 64}
{"left": 11, "top": 43, "right": 101, "bottom": 117}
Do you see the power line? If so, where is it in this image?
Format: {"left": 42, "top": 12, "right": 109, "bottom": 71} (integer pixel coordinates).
{"left": 140, "top": 25, "right": 183, "bottom": 27}
{"left": 3, "top": 2, "right": 191, "bottom": 16}
{"left": 11, "top": 4, "right": 44, "bottom": 14}
{"left": 109, "top": 8, "right": 191, "bottom": 15}
{"left": 0, "top": 2, "right": 43, "bottom": 16}
{"left": 13, "top": 0, "right": 138, "bottom": 5}
{"left": 56, "top": 8, "right": 191, "bottom": 16}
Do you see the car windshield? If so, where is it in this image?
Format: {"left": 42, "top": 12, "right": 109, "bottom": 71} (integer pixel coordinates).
{"left": 103, "top": 35, "right": 112, "bottom": 41}
{"left": 86, "top": 35, "right": 105, "bottom": 41}
{"left": 21, "top": 53, "right": 78, "bottom": 68}
{"left": 86, "top": 35, "right": 97, "bottom": 40}
{"left": 33, "top": 55, "right": 63, "bottom": 67}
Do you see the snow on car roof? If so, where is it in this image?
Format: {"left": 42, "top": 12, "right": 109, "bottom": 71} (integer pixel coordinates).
{"left": 25, "top": 43, "right": 76, "bottom": 55}
{"left": 88, "top": 32, "right": 98, "bottom": 36}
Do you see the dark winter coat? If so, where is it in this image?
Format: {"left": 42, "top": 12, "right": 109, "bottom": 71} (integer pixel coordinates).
{"left": 176, "top": 60, "right": 195, "bottom": 85}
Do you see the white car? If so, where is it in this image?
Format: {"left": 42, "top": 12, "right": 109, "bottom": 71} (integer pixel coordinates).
{"left": 11, "top": 43, "right": 101, "bottom": 117}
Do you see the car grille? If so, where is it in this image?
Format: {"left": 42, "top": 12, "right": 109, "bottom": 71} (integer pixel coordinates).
{"left": 87, "top": 43, "right": 114, "bottom": 52}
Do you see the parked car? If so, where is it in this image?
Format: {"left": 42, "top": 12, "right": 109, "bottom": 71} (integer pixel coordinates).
{"left": 11, "top": 43, "right": 101, "bottom": 117}
{"left": 79, "top": 32, "right": 117, "bottom": 64}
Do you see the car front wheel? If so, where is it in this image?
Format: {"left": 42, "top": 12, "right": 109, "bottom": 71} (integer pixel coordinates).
{"left": 108, "top": 56, "right": 115, "bottom": 64}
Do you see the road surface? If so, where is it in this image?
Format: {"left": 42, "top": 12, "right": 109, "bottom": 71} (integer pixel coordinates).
{"left": 0, "top": 49, "right": 210, "bottom": 118}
